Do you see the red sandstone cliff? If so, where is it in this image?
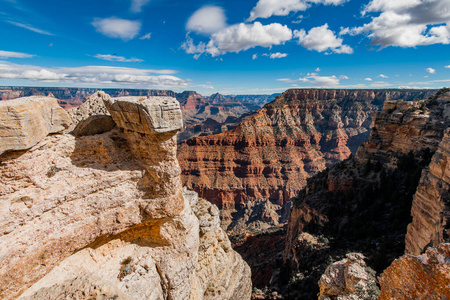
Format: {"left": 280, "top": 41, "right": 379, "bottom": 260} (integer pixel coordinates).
{"left": 178, "top": 89, "right": 434, "bottom": 232}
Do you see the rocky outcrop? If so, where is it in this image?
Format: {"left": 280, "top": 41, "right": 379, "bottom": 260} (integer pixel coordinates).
{"left": 404, "top": 92, "right": 450, "bottom": 255}
{"left": 318, "top": 253, "right": 379, "bottom": 300}
{"left": 0, "top": 96, "right": 71, "bottom": 155}
{"left": 178, "top": 89, "right": 434, "bottom": 235}
{"left": 0, "top": 95, "right": 251, "bottom": 299}
{"left": 72, "top": 115, "right": 116, "bottom": 137}
{"left": 67, "top": 91, "right": 110, "bottom": 130}
{"left": 379, "top": 243, "right": 450, "bottom": 299}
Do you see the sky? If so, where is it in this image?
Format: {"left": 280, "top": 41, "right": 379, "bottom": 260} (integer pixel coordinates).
{"left": 0, "top": 0, "right": 449, "bottom": 95}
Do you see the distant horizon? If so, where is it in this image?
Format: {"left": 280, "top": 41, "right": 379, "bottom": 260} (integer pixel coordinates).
{"left": 0, "top": 85, "right": 441, "bottom": 98}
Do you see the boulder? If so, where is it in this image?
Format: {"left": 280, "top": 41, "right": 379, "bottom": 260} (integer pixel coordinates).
{"left": 0, "top": 96, "right": 71, "bottom": 155}
{"left": 104, "top": 96, "right": 183, "bottom": 134}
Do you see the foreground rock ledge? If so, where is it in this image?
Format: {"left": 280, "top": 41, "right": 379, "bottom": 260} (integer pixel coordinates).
{"left": 0, "top": 96, "right": 72, "bottom": 155}
{"left": 0, "top": 95, "right": 251, "bottom": 299}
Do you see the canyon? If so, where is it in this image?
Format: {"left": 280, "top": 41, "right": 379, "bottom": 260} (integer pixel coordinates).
{"left": 0, "top": 94, "right": 251, "bottom": 299}
{"left": 178, "top": 89, "right": 435, "bottom": 238}
{"left": 240, "top": 89, "right": 450, "bottom": 298}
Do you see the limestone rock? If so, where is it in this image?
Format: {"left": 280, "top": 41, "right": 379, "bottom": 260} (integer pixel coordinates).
{"left": 405, "top": 128, "right": 450, "bottom": 255}
{"left": 72, "top": 115, "right": 116, "bottom": 136}
{"left": 0, "top": 96, "right": 71, "bottom": 155}
{"left": 104, "top": 96, "right": 183, "bottom": 134}
{"left": 379, "top": 243, "right": 450, "bottom": 300}
{"left": 0, "top": 96, "right": 251, "bottom": 300}
{"left": 318, "top": 253, "right": 379, "bottom": 300}
{"left": 67, "top": 91, "right": 110, "bottom": 130}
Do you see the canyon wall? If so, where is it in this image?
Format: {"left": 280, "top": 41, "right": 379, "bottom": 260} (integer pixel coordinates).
{"left": 178, "top": 89, "right": 434, "bottom": 234}
{"left": 0, "top": 95, "right": 251, "bottom": 299}
{"left": 274, "top": 91, "right": 449, "bottom": 297}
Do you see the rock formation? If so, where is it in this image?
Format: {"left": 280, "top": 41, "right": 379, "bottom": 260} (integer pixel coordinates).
{"left": 0, "top": 96, "right": 71, "bottom": 155}
{"left": 379, "top": 243, "right": 450, "bottom": 299}
{"left": 405, "top": 92, "right": 450, "bottom": 255}
{"left": 178, "top": 89, "right": 434, "bottom": 236}
{"left": 0, "top": 95, "right": 251, "bottom": 299}
{"left": 318, "top": 253, "right": 379, "bottom": 300}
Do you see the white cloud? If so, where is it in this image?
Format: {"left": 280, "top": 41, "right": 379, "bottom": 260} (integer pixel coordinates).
{"left": 340, "top": 75, "right": 349, "bottom": 79}
{"left": 445, "top": 65, "right": 450, "bottom": 68}
{"left": 277, "top": 78, "right": 294, "bottom": 82}
{"left": 247, "top": 0, "right": 348, "bottom": 22}
{"left": 370, "top": 81, "right": 392, "bottom": 88}
{"left": 365, "top": 78, "right": 373, "bottom": 81}
{"left": 252, "top": 54, "right": 258, "bottom": 60}
{"left": 0, "top": 61, "right": 187, "bottom": 89}
{"left": 270, "top": 52, "right": 288, "bottom": 59}
{"left": 426, "top": 67, "right": 436, "bottom": 74}
{"left": 315, "top": 67, "right": 321, "bottom": 72}
{"left": 130, "top": 0, "right": 151, "bottom": 13}
{"left": 93, "top": 54, "right": 143, "bottom": 63}
{"left": 140, "top": 33, "right": 151, "bottom": 40}
{"left": 184, "top": 22, "right": 292, "bottom": 57}
{"left": 7, "top": 21, "right": 52, "bottom": 35}
{"left": 279, "top": 72, "right": 344, "bottom": 86}
{"left": 378, "top": 74, "right": 388, "bottom": 78}
{"left": 186, "top": 5, "right": 227, "bottom": 35}
{"left": 294, "top": 24, "right": 353, "bottom": 54}
{"left": 92, "top": 17, "right": 141, "bottom": 41}
{"left": 0, "top": 50, "right": 35, "bottom": 59}
{"left": 342, "top": 0, "right": 450, "bottom": 48}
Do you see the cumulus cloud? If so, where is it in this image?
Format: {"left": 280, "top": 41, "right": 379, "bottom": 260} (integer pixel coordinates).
{"left": 130, "top": 0, "right": 151, "bottom": 13}
{"left": 342, "top": 0, "right": 450, "bottom": 48}
{"left": 378, "top": 74, "right": 388, "bottom": 78}
{"left": 0, "top": 61, "right": 187, "bottom": 89}
{"left": 247, "top": 0, "right": 348, "bottom": 22}
{"left": 7, "top": 21, "right": 53, "bottom": 35}
{"left": 294, "top": 24, "right": 353, "bottom": 54}
{"left": 183, "top": 22, "right": 292, "bottom": 57}
{"left": 140, "top": 33, "right": 151, "bottom": 40}
{"left": 426, "top": 67, "right": 436, "bottom": 74}
{"left": 270, "top": 52, "right": 288, "bottom": 59}
{"left": 315, "top": 67, "right": 321, "bottom": 72}
{"left": 278, "top": 72, "right": 344, "bottom": 86}
{"left": 340, "top": 75, "right": 349, "bottom": 79}
{"left": 93, "top": 54, "right": 143, "bottom": 63}
{"left": 252, "top": 54, "right": 258, "bottom": 60}
{"left": 186, "top": 6, "right": 227, "bottom": 35}
{"left": 92, "top": 17, "right": 141, "bottom": 41}
{"left": 365, "top": 78, "right": 373, "bottom": 81}
{"left": 445, "top": 65, "right": 450, "bottom": 68}
{"left": 0, "top": 50, "right": 34, "bottom": 59}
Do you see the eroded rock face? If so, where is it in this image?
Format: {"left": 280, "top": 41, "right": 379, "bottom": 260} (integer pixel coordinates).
{"left": 67, "top": 91, "right": 110, "bottom": 130}
{"left": 405, "top": 123, "right": 450, "bottom": 255}
{"left": 0, "top": 96, "right": 251, "bottom": 299}
{"left": 379, "top": 243, "right": 450, "bottom": 300}
{"left": 0, "top": 96, "right": 71, "bottom": 155}
{"left": 104, "top": 96, "right": 183, "bottom": 134}
{"left": 178, "top": 89, "right": 433, "bottom": 235}
{"left": 318, "top": 253, "right": 379, "bottom": 300}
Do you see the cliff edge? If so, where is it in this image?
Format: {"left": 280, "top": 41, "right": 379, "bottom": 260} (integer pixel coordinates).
{"left": 0, "top": 95, "right": 251, "bottom": 299}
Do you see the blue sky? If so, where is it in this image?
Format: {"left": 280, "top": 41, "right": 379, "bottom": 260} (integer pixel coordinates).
{"left": 0, "top": 0, "right": 449, "bottom": 95}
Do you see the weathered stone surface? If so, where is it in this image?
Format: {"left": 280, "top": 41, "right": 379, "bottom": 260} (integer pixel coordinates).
{"left": 0, "top": 96, "right": 251, "bottom": 299}
{"left": 104, "top": 96, "right": 183, "bottom": 134}
{"left": 72, "top": 115, "right": 116, "bottom": 136}
{"left": 67, "top": 91, "right": 110, "bottom": 130}
{"left": 0, "top": 96, "right": 71, "bottom": 155}
{"left": 379, "top": 243, "right": 450, "bottom": 300}
{"left": 405, "top": 128, "right": 450, "bottom": 255}
{"left": 318, "top": 253, "right": 379, "bottom": 300}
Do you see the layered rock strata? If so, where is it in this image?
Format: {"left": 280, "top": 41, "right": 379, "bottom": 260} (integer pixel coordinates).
{"left": 0, "top": 96, "right": 251, "bottom": 299}
{"left": 0, "top": 96, "right": 71, "bottom": 155}
{"left": 178, "top": 89, "right": 434, "bottom": 234}
{"left": 379, "top": 243, "right": 450, "bottom": 299}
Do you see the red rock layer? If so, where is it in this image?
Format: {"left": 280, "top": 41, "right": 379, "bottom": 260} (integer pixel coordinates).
{"left": 178, "top": 89, "right": 433, "bottom": 221}
{"left": 379, "top": 243, "right": 450, "bottom": 300}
